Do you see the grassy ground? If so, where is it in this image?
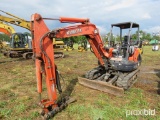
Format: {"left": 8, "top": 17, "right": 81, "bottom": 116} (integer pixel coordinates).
{"left": 0, "top": 46, "right": 160, "bottom": 120}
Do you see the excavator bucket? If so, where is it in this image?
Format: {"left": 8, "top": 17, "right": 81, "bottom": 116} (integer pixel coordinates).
{"left": 78, "top": 77, "right": 124, "bottom": 96}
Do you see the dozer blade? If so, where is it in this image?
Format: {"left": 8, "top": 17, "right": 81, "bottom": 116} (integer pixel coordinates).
{"left": 78, "top": 77, "right": 124, "bottom": 96}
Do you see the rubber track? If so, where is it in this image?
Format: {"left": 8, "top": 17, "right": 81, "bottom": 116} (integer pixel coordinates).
{"left": 116, "top": 69, "right": 140, "bottom": 90}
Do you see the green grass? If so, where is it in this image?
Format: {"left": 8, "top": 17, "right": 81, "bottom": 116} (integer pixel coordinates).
{"left": 142, "top": 46, "right": 160, "bottom": 65}
{"left": 65, "top": 87, "right": 158, "bottom": 120}
{"left": 0, "top": 46, "right": 159, "bottom": 120}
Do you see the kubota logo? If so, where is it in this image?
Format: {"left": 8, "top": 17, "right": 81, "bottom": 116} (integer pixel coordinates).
{"left": 66, "top": 28, "right": 82, "bottom": 35}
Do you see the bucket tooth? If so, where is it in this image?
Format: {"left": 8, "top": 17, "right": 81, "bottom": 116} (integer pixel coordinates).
{"left": 78, "top": 77, "right": 124, "bottom": 96}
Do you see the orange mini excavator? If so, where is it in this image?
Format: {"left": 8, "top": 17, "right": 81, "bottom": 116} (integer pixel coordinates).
{"left": 31, "top": 13, "right": 141, "bottom": 119}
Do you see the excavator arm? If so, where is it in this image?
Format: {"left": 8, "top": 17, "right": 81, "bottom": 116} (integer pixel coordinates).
{"left": 31, "top": 14, "right": 60, "bottom": 119}
{"left": 31, "top": 13, "right": 80, "bottom": 119}
{"left": 0, "top": 10, "right": 30, "bottom": 30}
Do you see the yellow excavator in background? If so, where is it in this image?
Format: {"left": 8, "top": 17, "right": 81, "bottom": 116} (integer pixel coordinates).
{"left": 0, "top": 10, "right": 32, "bottom": 58}
{"left": 64, "top": 39, "right": 74, "bottom": 51}
{"left": 0, "top": 22, "right": 29, "bottom": 58}
{"left": 0, "top": 10, "right": 65, "bottom": 58}
{"left": 0, "top": 21, "right": 15, "bottom": 51}
{"left": 78, "top": 39, "right": 88, "bottom": 52}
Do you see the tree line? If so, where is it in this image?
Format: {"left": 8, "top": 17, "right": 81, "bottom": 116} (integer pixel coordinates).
{"left": 104, "top": 30, "right": 160, "bottom": 42}
{"left": 0, "top": 30, "right": 160, "bottom": 43}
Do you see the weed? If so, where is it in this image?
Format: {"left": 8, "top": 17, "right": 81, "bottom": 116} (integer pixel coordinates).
{"left": 0, "top": 101, "right": 8, "bottom": 108}
{"left": 15, "top": 103, "right": 27, "bottom": 113}
{"left": 31, "top": 111, "right": 40, "bottom": 118}
{"left": 0, "top": 108, "right": 12, "bottom": 119}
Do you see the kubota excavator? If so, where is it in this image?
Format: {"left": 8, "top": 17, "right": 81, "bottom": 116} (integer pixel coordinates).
{"left": 0, "top": 10, "right": 65, "bottom": 58}
{"left": 31, "top": 13, "right": 141, "bottom": 119}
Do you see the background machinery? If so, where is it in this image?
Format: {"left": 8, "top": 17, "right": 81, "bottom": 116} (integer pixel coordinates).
{"left": 152, "top": 39, "right": 159, "bottom": 51}
{"left": 63, "top": 39, "right": 74, "bottom": 51}
{"left": 0, "top": 10, "right": 65, "bottom": 58}
{"left": 78, "top": 39, "right": 88, "bottom": 52}
{"left": 3, "top": 32, "right": 33, "bottom": 58}
{"left": 31, "top": 13, "right": 142, "bottom": 119}
{"left": 0, "top": 22, "right": 32, "bottom": 59}
{"left": 0, "top": 10, "right": 33, "bottom": 58}
{"left": 0, "top": 22, "right": 15, "bottom": 51}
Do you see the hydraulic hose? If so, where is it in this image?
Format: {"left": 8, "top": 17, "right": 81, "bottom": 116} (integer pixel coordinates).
{"left": 56, "top": 69, "right": 62, "bottom": 94}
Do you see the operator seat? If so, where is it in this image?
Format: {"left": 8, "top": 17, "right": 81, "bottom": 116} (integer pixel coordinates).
{"left": 121, "top": 36, "right": 128, "bottom": 57}
{"left": 122, "top": 36, "right": 128, "bottom": 49}
{"left": 122, "top": 36, "right": 135, "bottom": 56}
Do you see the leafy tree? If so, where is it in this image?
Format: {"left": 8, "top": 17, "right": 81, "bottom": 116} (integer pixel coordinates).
{"left": 63, "top": 36, "right": 87, "bottom": 43}
{"left": 144, "top": 33, "right": 152, "bottom": 41}
{"left": 24, "top": 32, "right": 31, "bottom": 37}
{"left": 132, "top": 30, "right": 152, "bottom": 41}
{"left": 152, "top": 34, "right": 160, "bottom": 40}
{"left": 0, "top": 33, "right": 10, "bottom": 42}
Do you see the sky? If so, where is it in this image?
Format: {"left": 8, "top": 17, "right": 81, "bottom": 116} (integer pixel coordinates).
{"left": 0, "top": 0, "right": 160, "bottom": 35}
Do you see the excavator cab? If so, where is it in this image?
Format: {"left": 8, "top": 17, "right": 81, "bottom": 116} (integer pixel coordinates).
{"left": 109, "top": 22, "right": 142, "bottom": 58}
{"left": 109, "top": 22, "right": 142, "bottom": 66}
{"left": 10, "top": 33, "right": 29, "bottom": 48}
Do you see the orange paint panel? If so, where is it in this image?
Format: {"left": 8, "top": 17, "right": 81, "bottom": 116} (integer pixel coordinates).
{"left": 0, "top": 28, "right": 11, "bottom": 36}
{"left": 128, "top": 48, "right": 140, "bottom": 62}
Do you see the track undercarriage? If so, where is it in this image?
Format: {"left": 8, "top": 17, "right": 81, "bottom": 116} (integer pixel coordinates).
{"left": 3, "top": 50, "right": 64, "bottom": 59}
{"left": 3, "top": 49, "right": 33, "bottom": 59}
{"left": 79, "top": 66, "right": 139, "bottom": 96}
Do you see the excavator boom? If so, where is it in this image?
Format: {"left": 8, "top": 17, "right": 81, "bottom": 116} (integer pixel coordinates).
{"left": 0, "top": 10, "right": 30, "bottom": 30}
{"left": 49, "top": 23, "right": 112, "bottom": 66}
{"left": 0, "top": 15, "right": 30, "bottom": 30}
